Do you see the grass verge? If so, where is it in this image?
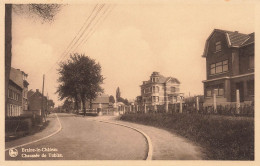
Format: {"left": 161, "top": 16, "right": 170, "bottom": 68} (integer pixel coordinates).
{"left": 120, "top": 113, "right": 254, "bottom": 160}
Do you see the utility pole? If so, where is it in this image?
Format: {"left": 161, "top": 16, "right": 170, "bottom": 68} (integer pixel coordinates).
{"left": 41, "top": 74, "right": 45, "bottom": 123}
{"left": 47, "top": 93, "right": 49, "bottom": 116}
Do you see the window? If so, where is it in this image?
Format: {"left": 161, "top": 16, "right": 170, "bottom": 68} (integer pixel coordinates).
{"left": 206, "top": 90, "right": 212, "bottom": 97}
{"left": 223, "top": 60, "right": 228, "bottom": 72}
{"left": 171, "top": 87, "right": 176, "bottom": 92}
{"left": 210, "top": 60, "right": 228, "bottom": 75}
{"left": 8, "top": 89, "right": 11, "bottom": 98}
{"left": 210, "top": 64, "right": 216, "bottom": 74}
{"left": 152, "top": 96, "right": 159, "bottom": 102}
{"left": 249, "top": 55, "right": 254, "bottom": 69}
{"left": 206, "top": 84, "right": 224, "bottom": 97}
{"left": 152, "top": 86, "right": 159, "bottom": 93}
{"left": 216, "top": 41, "right": 221, "bottom": 52}
{"left": 151, "top": 77, "right": 159, "bottom": 82}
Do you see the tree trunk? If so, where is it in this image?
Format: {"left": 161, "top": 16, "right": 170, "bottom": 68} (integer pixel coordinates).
{"left": 82, "top": 98, "right": 86, "bottom": 116}
{"left": 5, "top": 4, "right": 12, "bottom": 118}
{"left": 90, "top": 99, "right": 93, "bottom": 109}
{"left": 74, "top": 96, "right": 79, "bottom": 113}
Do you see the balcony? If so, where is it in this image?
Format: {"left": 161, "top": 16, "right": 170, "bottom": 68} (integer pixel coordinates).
{"left": 152, "top": 92, "right": 159, "bottom": 96}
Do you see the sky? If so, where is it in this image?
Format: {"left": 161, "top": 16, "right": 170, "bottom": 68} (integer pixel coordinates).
{"left": 11, "top": 2, "right": 255, "bottom": 106}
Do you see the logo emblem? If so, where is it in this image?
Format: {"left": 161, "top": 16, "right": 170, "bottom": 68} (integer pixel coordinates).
{"left": 9, "top": 148, "right": 18, "bottom": 157}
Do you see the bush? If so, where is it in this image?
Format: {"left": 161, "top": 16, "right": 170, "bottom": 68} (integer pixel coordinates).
{"left": 120, "top": 113, "right": 254, "bottom": 160}
{"left": 5, "top": 118, "right": 32, "bottom": 133}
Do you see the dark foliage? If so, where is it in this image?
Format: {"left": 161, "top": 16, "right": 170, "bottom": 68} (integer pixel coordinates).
{"left": 120, "top": 113, "right": 254, "bottom": 160}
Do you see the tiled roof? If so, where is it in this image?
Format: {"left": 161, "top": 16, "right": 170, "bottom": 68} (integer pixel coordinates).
{"left": 142, "top": 72, "right": 180, "bottom": 85}
{"left": 241, "top": 33, "right": 254, "bottom": 47}
{"left": 226, "top": 31, "right": 251, "bottom": 47}
{"left": 92, "top": 94, "right": 109, "bottom": 104}
{"left": 9, "top": 67, "right": 23, "bottom": 88}
{"left": 28, "top": 90, "right": 35, "bottom": 98}
{"left": 166, "top": 77, "right": 181, "bottom": 84}
{"left": 158, "top": 74, "right": 168, "bottom": 83}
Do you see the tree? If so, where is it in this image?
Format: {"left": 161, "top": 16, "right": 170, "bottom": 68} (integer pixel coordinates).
{"left": 116, "top": 87, "right": 121, "bottom": 101}
{"left": 56, "top": 81, "right": 80, "bottom": 112}
{"left": 62, "top": 98, "right": 73, "bottom": 112}
{"left": 109, "top": 95, "right": 115, "bottom": 104}
{"left": 57, "top": 53, "right": 104, "bottom": 116}
{"left": 115, "top": 87, "right": 129, "bottom": 105}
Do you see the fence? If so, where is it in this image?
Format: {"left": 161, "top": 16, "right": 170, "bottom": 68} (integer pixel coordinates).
{"left": 123, "top": 102, "right": 254, "bottom": 117}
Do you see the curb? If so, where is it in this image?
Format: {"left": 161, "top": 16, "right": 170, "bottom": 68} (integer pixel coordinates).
{"left": 5, "top": 113, "right": 62, "bottom": 151}
{"left": 97, "top": 120, "right": 153, "bottom": 160}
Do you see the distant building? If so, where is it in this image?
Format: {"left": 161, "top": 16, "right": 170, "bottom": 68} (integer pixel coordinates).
{"left": 28, "top": 89, "right": 47, "bottom": 115}
{"left": 84, "top": 93, "right": 110, "bottom": 110}
{"left": 202, "top": 29, "right": 254, "bottom": 106}
{"left": 140, "top": 72, "right": 181, "bottom": 107}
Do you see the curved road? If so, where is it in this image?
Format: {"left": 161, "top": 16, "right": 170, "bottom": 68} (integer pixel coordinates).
{"left": 5, "top": 113, "right": 147, "bottom": 160}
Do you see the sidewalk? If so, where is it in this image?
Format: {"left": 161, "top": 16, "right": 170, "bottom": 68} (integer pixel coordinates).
{"left": 91, "top": 115, "right": 204, "bottom": 160}
{"left": 5, "top": 113, "right": 61, "bottom": 150}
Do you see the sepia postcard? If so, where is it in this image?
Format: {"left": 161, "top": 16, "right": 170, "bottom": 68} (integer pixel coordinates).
{"left": 0, "top": 0, "right": 259, "bottom": 166}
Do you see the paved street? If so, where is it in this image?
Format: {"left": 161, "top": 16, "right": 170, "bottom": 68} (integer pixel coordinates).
{"left": 5, "top": 113, "right": 147, "bottom": 160}
{"left": 5, "top": 113, "right": 203, "bottom": 160}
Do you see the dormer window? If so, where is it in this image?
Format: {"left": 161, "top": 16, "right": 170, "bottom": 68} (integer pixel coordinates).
{"left": 151, "top": 77, "right": 159, "bottom": 82}
{"left": 215, "top": 41, "right": 221, "bottom": 52}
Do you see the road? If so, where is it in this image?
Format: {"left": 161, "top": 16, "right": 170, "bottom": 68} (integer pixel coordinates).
{"left": 5, "top": 113, "right": 147, "bottom": 160}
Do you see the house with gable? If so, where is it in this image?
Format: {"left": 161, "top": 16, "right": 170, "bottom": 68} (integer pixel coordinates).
{"left": 85, "top": 93, "right": 110, "bottom": 110}
{"left": 28, "top": 89, "right": 48, "bottom": 115}
{"left": 140, "top": 71, "right": 181, "bottom": 108}
{"left": 202, "top": 29, "right": 254, "bottom": 106}
{"left": 6, "top": 67, "right": 29, "bottom": 117}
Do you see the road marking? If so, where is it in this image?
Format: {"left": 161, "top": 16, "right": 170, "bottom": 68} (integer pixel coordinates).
{"left": 97, "top": 120, "right": 153, "bottom": 160}
{"left": 5, "top": 113, "right": 62, "bottom": 151}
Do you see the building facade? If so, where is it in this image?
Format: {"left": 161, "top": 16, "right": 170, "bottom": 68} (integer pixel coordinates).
{"left": 22, "top": 71, "right": 29, "bottom": 111}
{"left": 140, "top": 72, "right": 181, "bottom": 107}
{"left": 7, "top": 79, "right": 23, "bottom": 117}
{"left": 202, "top": 29, "right": 254, "bottom": 106}
{"left": 6, "top": 68, "right": 29, "bottom": 117}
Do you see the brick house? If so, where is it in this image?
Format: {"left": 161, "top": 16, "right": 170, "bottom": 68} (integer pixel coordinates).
{"left": 6, "top": 69, "right": 23, "bottom": 117}
{"left": 28, "top": 89, "right": 47, "bottom": 115}
{"left": 6, "top": 68, "right": 29, "bottom": 117}
{"left": 140, "top": 72, "right": 181, "bottom": 107}
{"left": 202, "top": 29, "right": 254, "bottom": 106}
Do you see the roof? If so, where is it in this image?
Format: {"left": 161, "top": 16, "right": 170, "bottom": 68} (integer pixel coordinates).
{"left": 142, "top": 72, "right": 180, "bottom": 86}
{"left": 202, "top": 29, "right": 254, "bottom": 57}
{"left": 92, "top": 93, "right": 109, "bottom": 104}
{"left": 28, "top": 90, "right": 35, "bottom": 98}
{"left": 9, "top": 67, "right": 23, "bottom": 88}
{"left": 241, "top": 33, "right": 254, "bottom": 47}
